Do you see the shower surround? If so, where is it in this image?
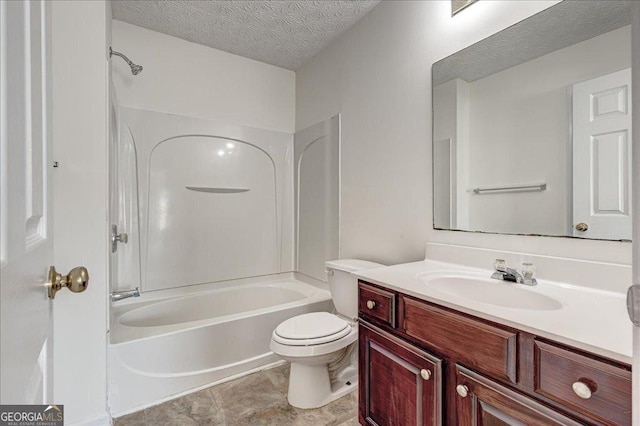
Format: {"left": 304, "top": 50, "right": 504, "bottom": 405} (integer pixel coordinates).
{"left": 108, "top": 107, "right": 339, "bottom": 414}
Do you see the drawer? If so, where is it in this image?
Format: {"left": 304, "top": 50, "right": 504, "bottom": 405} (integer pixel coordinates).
{"left": 358, "top": 282, "right": 396, "bottom": 327}
{"left": 400, "top": 296, "right": 517, "bottom": 383}
{"left": 534, "top": 340, "right": 631, "bottom": 426}
{"left": 456, "top": 365, "right": 583, "bottom": 426}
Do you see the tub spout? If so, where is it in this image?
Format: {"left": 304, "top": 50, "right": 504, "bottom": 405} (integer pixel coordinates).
{"left": 111, "top": 287, "right": 140, "bottom": 302}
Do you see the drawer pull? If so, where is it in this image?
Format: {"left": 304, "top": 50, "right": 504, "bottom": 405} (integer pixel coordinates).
{"left": 456, "top": 384, "right": 469, "bottom": 398}
{"left": 366, "top": 300, "right": 376, "bottom": 310}
{"left": 420, "top": 369, "right": 431, "bottom": 381}
{"left": 572, "top": 380, "right": 595, "bottom": 399}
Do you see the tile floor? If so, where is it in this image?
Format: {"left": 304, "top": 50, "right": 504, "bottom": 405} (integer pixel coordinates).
{"left": 114, "top": 363, "right": 358, "bottom": 426}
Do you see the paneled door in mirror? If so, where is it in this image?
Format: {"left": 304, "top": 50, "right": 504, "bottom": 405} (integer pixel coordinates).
{"left": 432, "top": 1, "right": 632, "bottom": 241}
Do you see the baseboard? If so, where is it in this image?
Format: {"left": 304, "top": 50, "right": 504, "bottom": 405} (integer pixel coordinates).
{"left": 67, "top": 412, "right": 111, "bottom": 426}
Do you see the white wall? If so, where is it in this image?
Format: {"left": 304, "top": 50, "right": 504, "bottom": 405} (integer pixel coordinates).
{"left": 111, "top": 20, "right": 295, "bottom": 134}
{"left": 466, "top": 26, "right": 631, "bottom": 236}
{"left": 52, "top": 1, "right": 109, "bottom": 424}
{"left": 296, "top": 0, "right": 632, "bottom": 266}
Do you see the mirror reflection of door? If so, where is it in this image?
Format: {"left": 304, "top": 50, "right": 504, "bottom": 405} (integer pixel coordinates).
{"left": 572, "top": 68, "right": 632, "bottom": 240}
{"left": 431, "top": 1, "right": 632, "bottom": 242}
{"left": 433, "top": 139, "right": 454, "bottom": 230}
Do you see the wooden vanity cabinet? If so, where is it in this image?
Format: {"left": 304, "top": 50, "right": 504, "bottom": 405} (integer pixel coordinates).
{"left": 359, "top": 282, "right": 397, "bottom": 328}
{"left": 400, "top": 296, "right": 518, "bottom": 383}
{"left": 359, "top": 321, "right": 442, "bottom": 425}
{"left": 357, "top": 280, "right": 632, "bottom": 426}
{"left": 455, "top": 366, "right": 583, "bottom": 425}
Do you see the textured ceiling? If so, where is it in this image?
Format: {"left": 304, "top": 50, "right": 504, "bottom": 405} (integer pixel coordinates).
{"left": 111, "top": 0, "right": 380, "bottom": 70}
{"left": 433, "top": 0, "right": 633, "bottom": 86}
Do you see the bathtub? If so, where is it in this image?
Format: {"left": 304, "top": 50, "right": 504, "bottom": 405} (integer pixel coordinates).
{"left": 107, "top": 276, "right": 333, "bottom": 415}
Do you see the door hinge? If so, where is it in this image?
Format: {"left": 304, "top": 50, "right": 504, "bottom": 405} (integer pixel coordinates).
{"left": 627, "top": 285, "right": 640, "bottom": 326}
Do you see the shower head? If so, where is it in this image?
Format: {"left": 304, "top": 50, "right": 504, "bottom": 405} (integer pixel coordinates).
{"left": 130, "top": 64, "right": 143, "bottom": 76}
{"left": 110, "top": 47, "right": 143, "bottom": 76}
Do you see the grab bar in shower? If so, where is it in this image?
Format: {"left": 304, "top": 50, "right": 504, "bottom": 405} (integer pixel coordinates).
{"left": 472, "top": 183, "right": 547, "bottom": 194}
{"left": 185, "top": 186, "right": 250, "bottom": 194}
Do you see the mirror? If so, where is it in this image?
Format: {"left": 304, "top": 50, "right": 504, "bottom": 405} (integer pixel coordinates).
{"left": 432, "top": 1, "right": 632, "bottom": 241}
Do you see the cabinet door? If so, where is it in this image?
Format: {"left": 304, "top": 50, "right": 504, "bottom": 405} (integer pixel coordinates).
{"left": 359, "top": 321, "right": 442, "bottom": 426}
{"left": 456, "top": 365, "right": 583, "bottom": 426}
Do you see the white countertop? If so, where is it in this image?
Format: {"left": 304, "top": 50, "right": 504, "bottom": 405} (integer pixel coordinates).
{"left": 354, "top": 259, "right": 632, "bottom": 365}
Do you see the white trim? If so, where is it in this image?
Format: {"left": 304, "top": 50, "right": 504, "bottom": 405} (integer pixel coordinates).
{"left": 67, "top": 412, "right": 111, "bottom": 426}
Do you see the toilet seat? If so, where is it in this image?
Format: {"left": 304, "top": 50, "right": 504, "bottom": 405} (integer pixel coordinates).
{"left": 273, "top": 312, "right": 352, "bottom": 346}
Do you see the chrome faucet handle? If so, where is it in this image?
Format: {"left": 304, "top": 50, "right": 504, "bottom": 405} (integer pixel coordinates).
{"left": 519, "top": 263, "right": 537, "bottom": 286}
{"left": 494, "top": 259, "right": 507, "bottom": 272}
{"left": 492, "top": 259, "right": 509, "bottom": 280}
{"left": 111, "top": 225, "right": 128, "bottom": 253}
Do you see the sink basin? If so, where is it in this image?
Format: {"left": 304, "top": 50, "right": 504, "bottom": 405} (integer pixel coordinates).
{"left": 418, "top": 274, "right": 563, "bottom": 311}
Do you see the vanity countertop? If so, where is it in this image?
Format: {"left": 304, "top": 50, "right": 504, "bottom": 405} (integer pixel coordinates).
{"left": 354, "top": 259, "right": 632, "bottom": 365}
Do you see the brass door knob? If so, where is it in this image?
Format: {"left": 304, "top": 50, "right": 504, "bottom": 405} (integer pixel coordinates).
{"left": 47, "top": 266, "right": 89, "bottom": 299}
{"left": 575, "top": 223, "right": 589, "bottom": 232}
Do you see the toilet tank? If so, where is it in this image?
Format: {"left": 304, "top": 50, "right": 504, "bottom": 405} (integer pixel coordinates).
{"left": 325, "top": 259, "right": 384, "bottom": 319}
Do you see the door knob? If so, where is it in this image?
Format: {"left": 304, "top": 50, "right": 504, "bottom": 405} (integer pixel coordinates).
{"left": 366, "top": 300, "right": 376, "bottom": 309}
{"left": 47, "top": 266, "right": 89, "bottom": 299}
{"left": 575, "top": 223, "right": 589, "bottom": 232}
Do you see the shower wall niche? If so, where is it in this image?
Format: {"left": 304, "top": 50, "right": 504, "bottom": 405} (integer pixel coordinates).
{"left": 116, "top": 107, "right": 295, "bottom": 292}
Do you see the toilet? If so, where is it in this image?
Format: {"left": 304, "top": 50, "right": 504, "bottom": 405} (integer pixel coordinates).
{"left": 270, "top": 259, "right": 384, "bottom": 409}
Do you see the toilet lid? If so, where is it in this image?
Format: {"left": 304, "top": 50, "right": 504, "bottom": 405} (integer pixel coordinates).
{"left": 274, "top": 312, "right": 351, "bottom": 346}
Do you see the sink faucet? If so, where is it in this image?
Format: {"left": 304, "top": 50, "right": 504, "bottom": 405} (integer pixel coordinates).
{"left": 491, "top": 259, "right": 537, "bottom": 286}
{"left": 111, "top": 287, "right": 140, "bottom": 302}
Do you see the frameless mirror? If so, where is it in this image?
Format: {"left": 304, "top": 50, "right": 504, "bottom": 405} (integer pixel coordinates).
{"left": 432, "top": 1, "right": 632, "bottom": 241}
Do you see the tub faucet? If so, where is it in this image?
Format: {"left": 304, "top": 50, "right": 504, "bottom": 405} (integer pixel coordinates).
{"left": 111, "top": 287, "right": 140, "bottom": 302}
{"left": 491, "top": 259, "right": 537, "bottom": 286}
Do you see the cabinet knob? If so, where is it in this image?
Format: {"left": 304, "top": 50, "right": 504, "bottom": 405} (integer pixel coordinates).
{"left": 420, "top": 369, "right": 431, "bottom": 380}
{"left": 572, "top": 381, "right": 595, "bottom": 399}
{"left": 366, "top": 300, "right": 376, "bottom": 310}
{"left": 456, "top": 384, "right": 469, "bottom": 398}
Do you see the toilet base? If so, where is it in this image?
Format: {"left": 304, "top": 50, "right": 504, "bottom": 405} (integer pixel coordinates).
{"left": 269, "top": 323, "right": 359, "bottom": 409}
{"left": 287, "top": 361, "right": 357, "bottom": 409}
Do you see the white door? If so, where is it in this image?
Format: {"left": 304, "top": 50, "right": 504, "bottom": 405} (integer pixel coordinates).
{"left": 631, "top": 4, "right": 640, "bottom": 425}
{"left": 572, "top": 68, "right": 632, "bottom": 240}
{"left": 0, "top": 0, "right": 54, "bottom": 404}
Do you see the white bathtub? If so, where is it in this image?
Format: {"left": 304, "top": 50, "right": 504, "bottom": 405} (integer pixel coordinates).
{"left": 108, "top": 277, "right": 333, "bottom": 415}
